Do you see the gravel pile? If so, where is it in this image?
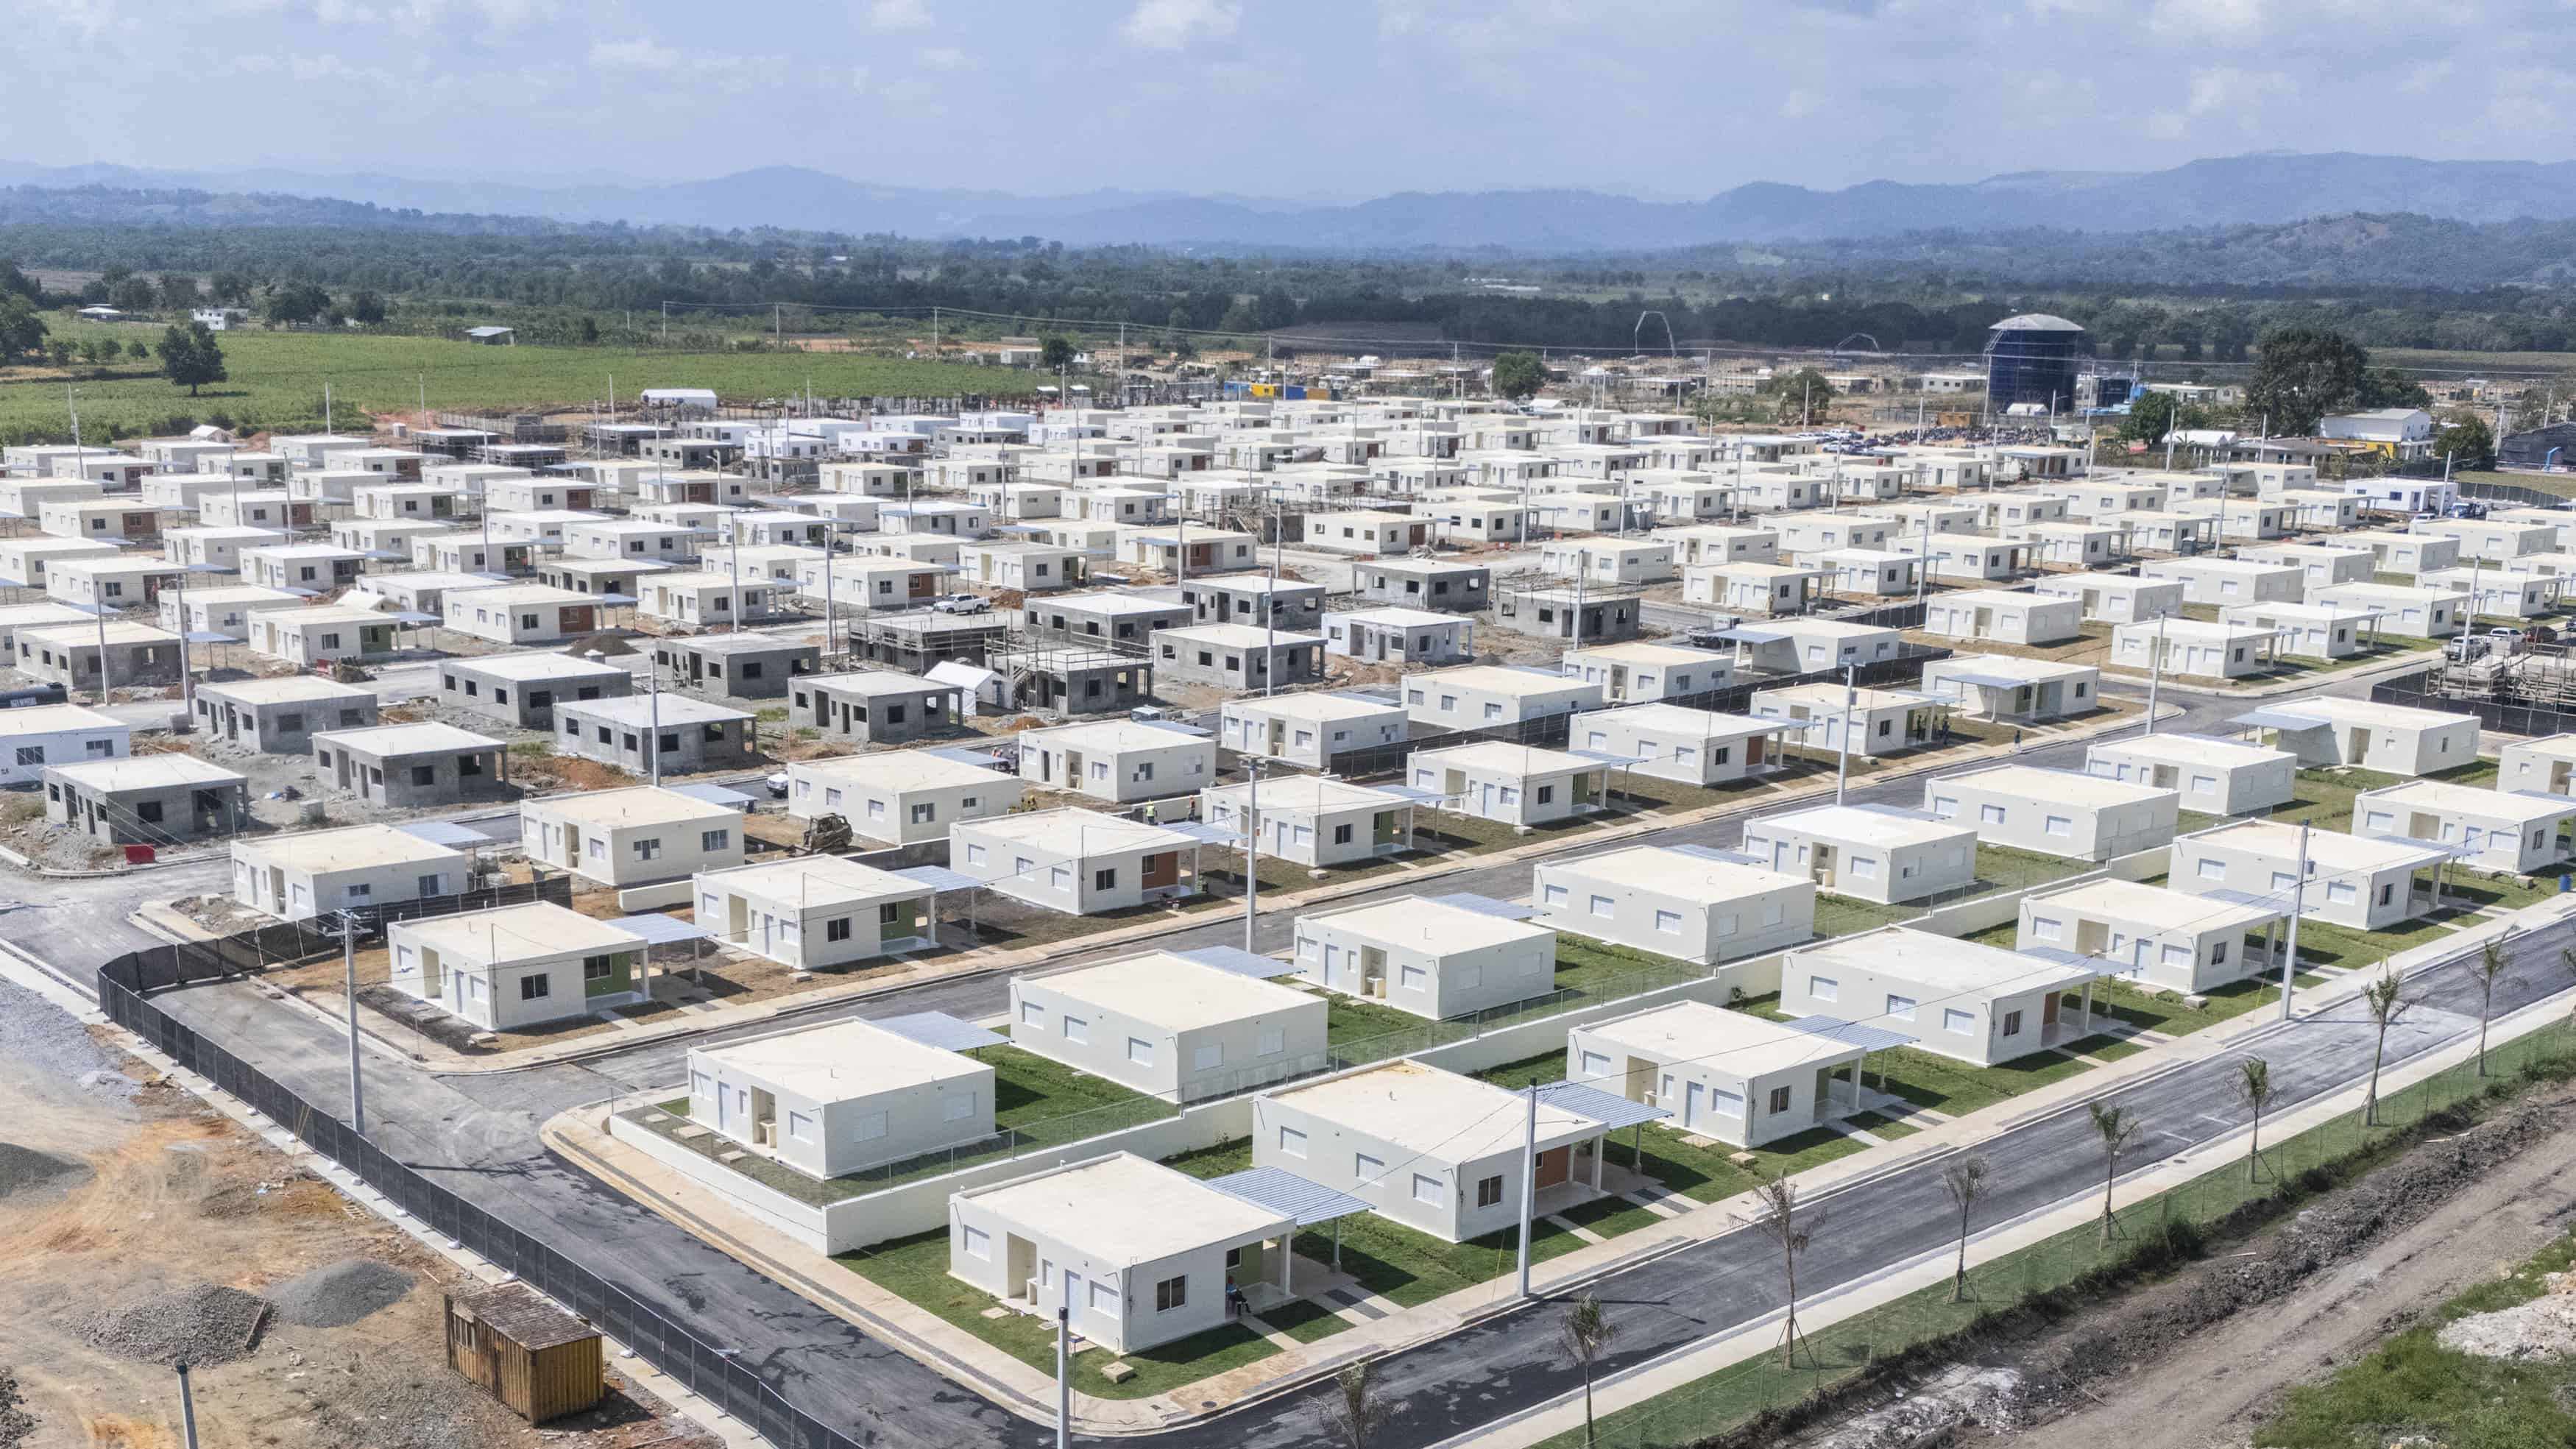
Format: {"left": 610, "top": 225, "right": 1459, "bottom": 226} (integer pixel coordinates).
{"left": 1818, "top": 1367, "right": 2026, "bottom": 1449}
{"left": 305, "top": 1355, "right": 517, "bottom": 1449}
{"left": 0, "top": 1143, "right": 86, "bottom": 1201}
{"left": 0, "top": 1367, "right": 34, "bottom": 1449}
{"left": 268, "top": 1258, "right": 415, "bottom": 1329}
{"left": 0, "top": 979, "right": 130, "bottom": 1098}
{"left": 2438, "top": 1272, "right": 2576, "bottom": 1361}
{"left": 85, "top": 1283, "right": 271, "bottom": 1367}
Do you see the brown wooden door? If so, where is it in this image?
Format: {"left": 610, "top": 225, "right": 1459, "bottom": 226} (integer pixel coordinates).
{"left": 1140, "top": 851, "right": 1178, "bottom": 888}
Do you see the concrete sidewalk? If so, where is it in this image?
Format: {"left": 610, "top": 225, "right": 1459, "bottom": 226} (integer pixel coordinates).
{"left": 153, "top": 697, "right": 2168, "bottom": 1077}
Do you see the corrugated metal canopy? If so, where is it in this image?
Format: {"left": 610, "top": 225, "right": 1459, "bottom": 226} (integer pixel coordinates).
{"left": 2509, "top": 790, "right": 2576, "bottom": 809}
{"left": 2378, "top": 832, "right": 2477, "bottom": 860}
{"left": 2197, "top": 888, "right": 2288, "bottom": 915}
{"left": 183, "top": 631, "right": 240, "bottom": 645}
{"left": 874, "top": 1010, "right": 1007, "bottom": 1053}
{"left": 393, "top": 820, "right": 491, "bottom": 848}
{"left": 606, "top": 913, "right": 713, "bottom": 945}
{"left": 1539, "top": 1080, "right": 1671, "bottom": 1130}
{"left": 1664, "top": 843, "right": 1769, "bottom": 868}
{"left": 1157, "top": 820, "right": 1244, "bottom": 846}
{"left": 2230, "top": 707, "right": 2330, "bottom": 731}
{"left": 927, "top": 745, "right": 1007, "bottom": 769}
{"left": 1133, "top": 718, "right": 1212, "bottom": 738}
{"left": 1431, "top": 892, "right": 1543, "bottom": 921}
{"left": 386, "top": 610, "right": 442, "bottom": 624}
{"left": 892, "top": 864, "right": 981, "bottom": 893}
{"left": 1707, "top": 626, "right": 1788, "bottom": 643}
{"left": 1569, "top": 748, "right": 1645, "bottom": 767}
{"left": 590, "top": 592, "right": 639, "bottom": 606}
{"left": 2015, "top": 944, "right": 2113, "bottom": 973}
{"left": 1175, "top": 945, "right": 1298, "bottom": 979}
{"left": 1206, "top": 1167, "right": 1370, "bottom": 1227}
{"left": 1379, "top": 784, "right": 1451, "bottom": 805}
{"left": 1932, "top": 668, "right": 2048, "bottom": 692}
{"left": 666, "top": 783, "right": 754, "bottom": 809}
{"left": 1783, "top": 1016, "right": 1919, "bottom": 1052}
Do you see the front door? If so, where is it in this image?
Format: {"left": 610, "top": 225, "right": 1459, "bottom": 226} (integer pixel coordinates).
{"left": 1683, "top": 1080, "right": 1708, "bottom": 1130}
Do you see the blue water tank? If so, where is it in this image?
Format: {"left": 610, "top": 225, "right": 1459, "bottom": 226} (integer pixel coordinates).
{"left": 1985, "top": 314, "right": 2087, "bottom": 414}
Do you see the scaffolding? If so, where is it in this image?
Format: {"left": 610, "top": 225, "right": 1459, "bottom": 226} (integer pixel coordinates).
{"left": 982, "top": 631, "right": 1155, "bottom": 718}
{"left": 857, "top": 609, "right": 1010, "bottom": 674}
{"left": 1490, "top": 574, "right": 1644, "bottom": 644}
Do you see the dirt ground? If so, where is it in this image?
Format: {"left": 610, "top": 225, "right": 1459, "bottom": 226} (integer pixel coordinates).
{"left": 0, "top": 988, "right": 715, "bottom": 1449}
{"left": 1984, "top": 1106, "right": 2576, "bottom": 1449}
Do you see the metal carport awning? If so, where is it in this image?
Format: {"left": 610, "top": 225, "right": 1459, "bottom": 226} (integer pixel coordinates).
{"left": 891, "top": 865, "right": 981, "bottom": 893}
{"left": 1206, "top": 1166, "right": 1375, "bottom": 1290}
{"left": 1431, "top": 892, "right": 1542, "bottom": 921}
{"left": 873, "top": 1010, "right": 1007, "bottom": 1053}
{"left": 1157, "top": 820, "right": 1246, "bottom": 847}
{"left": 394, "top": 820, "right": 495, "bottom": 849}
{"left": 1665, "top": 842, "right": 1770, "bottom": 869}
{"left": 2229, "top": 706, "right": 2331, "bottom": 731}
{"left": 1538, "top": 1080, "right": 1671, "bottom": 1131}
{"left": 604, "top": 913, "right": 713, "bottom": 945}
{"left": 667, "top": 782, "right": 754, "bottom": 810}
{"left": 1782, "top": 1016, "right": 1919, "bottom": 1052}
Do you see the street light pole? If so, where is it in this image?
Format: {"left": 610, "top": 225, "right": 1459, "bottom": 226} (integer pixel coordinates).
{"left": 2143, "top": 614, "right": 2168, "bottom": 736}
{"left": 1834, "top": 664, "right": 1855, "bottom": 804}
{"left": 2278, "top": 821, "right": 2310, "bottom": 1022}
{"left": 1515, "top": 1081, "right": 1539, "bottom": 1300}
{"left": 342, "top": 912, "right": 365, "bottom": 1135}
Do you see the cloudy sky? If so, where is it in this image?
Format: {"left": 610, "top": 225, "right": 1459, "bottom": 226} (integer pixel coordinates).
{"left": 5, "top": 0, "right": 2572, "bottom": 200}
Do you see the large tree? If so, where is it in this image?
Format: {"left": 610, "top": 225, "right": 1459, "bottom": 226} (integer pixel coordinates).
{"left": 1770, "top": 367, "right": 1836, "bottom": 425}
{"left": 0, "top": 296, "right": 49, "bottom": 361}
{"left": 159, "top": 320, "right": 227, "bottom": 396}
{"left": 262, "top": 280, "right": 330, "bottom": 325}
{"left": 2435, "top": 414, "right": 2496, "bottom": 466}
{"left": 2243, "top": 327, "right": 2371, "bottom": 436}
{"left": 2121, "top": 390, "right": 2183, "bottom": 444}
{"left": 1490, "top": 351, "right": 1548, "bottom": 400}
{"left": 1038, "top": 335, "right": 1075, "bottom": 370}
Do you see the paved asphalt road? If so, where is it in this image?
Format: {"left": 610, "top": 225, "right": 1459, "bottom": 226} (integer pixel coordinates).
{"left": 25, "top": 670, "right": 2569, "bottom": 1449}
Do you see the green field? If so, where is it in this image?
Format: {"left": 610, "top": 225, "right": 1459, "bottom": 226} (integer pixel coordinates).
{"left": 0, "top": 319, "right": 1036, "bottom": 444}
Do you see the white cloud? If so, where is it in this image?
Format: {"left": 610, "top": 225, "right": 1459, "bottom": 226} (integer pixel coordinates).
{"left": 916, "top": 45, "right": 964, "bottom": 70}
{"left": 13, "top": 0, "right": 130, "bottom": 35}
{"left": 1122, "top": 0, "right": 1239, "bottom": 50}
{"left": 589, "top": 36, "right": 676, "bottom": 69}
{"left": 867, "top": 0, "right": 926, "bottom": 28}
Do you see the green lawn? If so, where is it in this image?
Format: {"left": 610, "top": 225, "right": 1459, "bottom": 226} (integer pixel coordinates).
{"left": 1551, "top": 935, "right": 1704, "bottom": 999}
{"left": 2087, "top": 971, "right": 2327, "bottom": 1037}
{"left": 1867, "top": 1045, "right": 2098, "bottom": 1120}
{"left": 2258, "top": 1225, "right": 2576, "bottom": 1448}
{"left": 1472, "top": 1049, "right": 1571, "bottom": 1088}
{"left": 1, "top": 318, "right": 1036, "bottom": 443}
{"left": 1841, "top": 1110, "right": 1921, "bottom": 1139}
{"left": 1601, "top": 1122, "right": 1870, "bottom": 1205}
{"left": 835, "top": 1230, "right": 1281, "bottom": 1398}
{"left": 2059, "top": 1032, "right": 2150, "bottom": 1062}
{"left": 625, "top": 1045, "right": 1174, "bottom": 1204}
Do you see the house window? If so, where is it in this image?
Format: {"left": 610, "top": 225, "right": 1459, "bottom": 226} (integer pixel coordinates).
{"left": 519, "top": 975, "right": 551, "bottom": 1002}
{"left": 1278, "top": 1125, "right": 1306, "bottom": 1158}
{"left": 1944, "top": 1007, "right": 1975, "bottom": 1035}
{"left": 2031, "top": 915, "right": 2062, "bottom": 941}
{"left": 1258, "top": 1027, "right": 1285, "bottom": 1056}
{"left": 701, "top": 829, "right": 731, "bottom": 852}
{"left": 1413, "top": 1172, "right": 1444, "bottom": 1205}
{"left": 1476, "top": 1175, "right": 1504, "bottom": 1208}
{"left": 634, "top": 838, "right": 662, "bottom": 860}
{"left": 960, "top": 1225, "right": 991, "bottom": 1260}
{"left": 1885, "top": 993, "right": 1917, "bottom": 1021}
{"left": 1155, "top": 1275, "right": 1187, "bottom": 1313}
{"left": 1588, "top": 893, "right": 1614, "bottom": 918}
{"left": 943, "top": 1090, "right": 976, "bottom": 1121}
{"left": 1094, "top": 868, "right": 1117, "bottom": 891}
{"left": 1809, "top": 975, "right": 1839, "bottom": 1002}
{"left": 1766, "top": 1085, "right": 1792, "bottom": 1115}
{"left": 582, "top": 955, "right": 615, "bottom": 982}
{"left": 1979, "top": 804, "right": 2006, "bottom": 824}
{"left": 826, "top": 918, "right": 852, "bottom": 942}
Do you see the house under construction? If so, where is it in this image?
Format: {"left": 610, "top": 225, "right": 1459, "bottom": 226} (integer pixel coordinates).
{"left": 982, "top": 633, "right": 1155, "bottom": 718}
{"left": 856, "top": 608, "right": 1011, "bottom": 675}
{"left": 1490, "top": 578, "right": 1643, "bottom": 645}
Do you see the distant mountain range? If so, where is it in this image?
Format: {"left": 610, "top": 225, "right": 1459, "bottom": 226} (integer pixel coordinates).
{"left": 4, "top": 152, "right": 2576, "bottom": 250}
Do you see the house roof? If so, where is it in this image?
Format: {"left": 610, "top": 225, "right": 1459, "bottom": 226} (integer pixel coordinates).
{"left": 957, "top": 1152, "right": 1289, "bottom": 1261}
{"left": 957, "top": 807, "right": 1197, "bottom": 857}
{"left": 315, "top": 722, "right": 501, "bottom": 757}
{"left": 701, "top": 854, "right": 930, "bottom": 910}
{"left": 1025, "top": 950, "right": 1318, "bottom": 1034}
{"left": 1300, "top": 894, "right": 1554, "bottom": 954}
{"left": 1789, "top": 927, "right": 2102, "bottom": 995}
{"left": 1265, "top": 1060, "right": 1599, "bottom": 1161}
{"left": 397, "top": 901, "right": 643, "bottom": 963}
{"left": 523, "top": 786, "right": 739, "bottom": 829}
{"left": 693, "top": 1017, "right": 986, "bottom": 1102}
{"left": 1579, "top": 1000, "right": 1867, "bottom": 1079}
{"left": 47, "top": 754, "right": 244, "bottom": 790}
{"left": 1549, "top": 843, "right": 1804, "bottom": 899}
{"left": 231, "top": 823, "right": 464, "bottom": 873}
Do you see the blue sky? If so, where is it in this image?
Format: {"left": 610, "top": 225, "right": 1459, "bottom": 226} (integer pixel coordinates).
{"left": 5, "top": 0, "right": 2572, "bottom": 199}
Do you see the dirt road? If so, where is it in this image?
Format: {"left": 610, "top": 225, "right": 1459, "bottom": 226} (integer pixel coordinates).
{"left": 2012, "top": 1113, "right": 2576, "bottom": 1449}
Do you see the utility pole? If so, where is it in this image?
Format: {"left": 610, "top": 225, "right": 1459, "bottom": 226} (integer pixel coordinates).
{"left": 2277, "top": 821, "right": 2310, "bottom": 1022}
{"left": 647, "top": 672, "right": 663, "bottom": 787}
{"left": 2143, "top": 614, "right": 2168, "bottom": 735}
{"left": 342, "top": 913, "right": 365, "bottom": 1135}
{"left": 174, "top": 1364, "right": 202, "bottom": 1449}
{"left": 1834, "top": 664, "right": 1855, "bottom": 804}
{"left": 1054, "top": 1303, "right": 1071, "bottom": 1449}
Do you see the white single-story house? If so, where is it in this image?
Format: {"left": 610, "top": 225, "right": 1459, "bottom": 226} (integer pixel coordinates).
{"left": 1321, "top": 607, "right": 1476, "bottom": 667}
{"left": 693, "top": 856, "right": 938, "bottom": 968}
{"left": 1220, "top": 692, "right": 1408, "bottom": 771}
{"left": 1010, "top": 950, "right": 1326, "bottom": 1102}
{"left": 784, "top": 751, "right": 1025, "bottom": 843}
{"left": 2305, "top": 583, "right": 2463, "bottom": 640}
{"left": 2234, "top": 696, "right": 2479, "bottom": 775}
{"left": 2109, "top": 617, "right": 2284, "bottom": 679}
{"left": 951, "top": 809, "right": 1203, "bottom": 914}
{"left": 1926, "top": 763, "right": 2179, "bottom": 861}
{"left": 2026, "top": 571, "right": 2184, "bottom": 626}
{"left": 2138, "top": 557, "right": 2303, "bottom": 607}
{"left": 1200, "top": 775, "right": 1418, "bottom": 868}
{"left": 2217, "top": 601, "right": 2383, "bottom": 660}
{"left": 1779, "top": 927, "right": 2103, "bottom": 1066}
{"left": 1568, "top": 1001, "right": 1866, "bottom": 1149}
{"left": 386, "top": 903, "right": 649, "bottom": 1031}
{"left": 520, "top": 786, "right": 746, "bottom": 888}
{"left": 1748, "top": 683, "right": 1951, "bottom": 759}
{"left": 1401, "top": 664, "right": 1602, "bottom": 730}
{"left": 686, "top": 1017, "right": 995, "bottom": 1180}
{"left": 1406, "top": 741, "right": 1611, "bottom": 828}
{"left": 2236, "top": 542, "right": 2375, "bottom": 592}
{"left": 2499, "top": 734, "right": 2576, "bottom": 797}
{"left": 1291, "top": 893, "right": 1557, "bottom": 1021}
{"left": 1533, "top": 843, "right": 1814, "bottom": 966}
{"left": 2169, "top": 820, "right": 2455, "bottom": 932}
{"left": 1742, "top": 801, "right": 1978, "bottom": 905}
{"left": 2019, "top": 877, "right": 2285, "bottom": 995}
{"left": 1918, "top": 655, "right": 2098, "bottom": 723}
{"left": 2353, "top": 779, "right": 2572, "bottom": 875}
{"left": 1920, "top": 589, "right": 2084, "bottom": 647}
{"left": 1016, "top": 719, "right": 1217, "bottom": 804}
{"left": 1568, "top": 704, "right": 1796, "bottom": 785}
{"left": 2086, "top": 732, "right": 2296, "bottom": 815}
{"left": 1560, "top": 640, "right": 1734, "bottom": 704}
{"left": 0, "top": 703, "right": 127, "bottom": 785}
{"left": 230, "top": 825, "right": 467, "bottom": 921}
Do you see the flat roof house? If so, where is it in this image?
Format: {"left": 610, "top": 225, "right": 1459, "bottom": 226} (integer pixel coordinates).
{"left": 1021, "top": 589, "right": 1191, "bottom": 647}
{"left": 1927, "top": 763, "right": 2179, "bottom": 861}
{"left": 1018, "top": 719, "right": 1214, "bottom": 804}
{"left": 2412, "top": 517, "right": 2556, "bottom": 563}
{"left": 2339, "top": 530, "right": 2460, "bottom": 578}
{"left": 2018, "top": 877, "right": 2284, "bottom": 995}
{"left": 693, "top": 856, "right": 936, "bottom": 968}
{"left": 1569, "top": 1001, "right": 1866, "bottom": 1149}
{"left": 1200, "top": 775, "right": 1418, "bottom": 868}
{"left": 442, "top": 652, "right": 632, "bottom": 729}
{"left": 1651, "top": 523, "right": 1777, "bottom": 567}
{"left": 1749, "top": 683, "right": 1950, "bottom": 760}
{"left": 946, "top": 1152, "right": 1295, "bottom": 1354}
{"left": 688, "top": 1018, "right": 994, "bottom": 1180}
{"left": 2235, "top": 696, "right": 2479, "bottom": 775}
{"left": 2499, "top": 734, "right": 2576, "bottom": 796}
{"left": 1408, "top": 741, "right": 1610, "bottom": 828}
{"left": 1401, "top": 664, "right": 1601, "bottom": 730}
{"left": 1742, "top": 801, "right": 1978, "bottom": 905}
{"left": 1220, "top": 691, "right": 1407, "bottom": 771}
{"left": 1011, "top": 949, "right": 1326, "bottom": 1102}
{"left": 2110, "top": 617, "right": 2283, "bottom": 679}
{"left": 16, "top": 620, "right": 185, "bottom": 692}
{"left": 0, "top": 703, "right": 125, "bottom": 786}
{"left": 1534, "top": 843, "right": 1814, "bottom": 966}
{"left": 2423, "top": 566, "right": 2561, "bottom": 620}
{"left": 2087, "top": 732, "right": 2296, "bottom": 815}
{"left": 787, "top": 670, "right": 960, "bottom": 746}
{"left": 314, "top": 721, "right": 508, "bottom": 808}
{"left": 1919, "top": 655, "right": 2098, "bottom": 723}
{"left": 2137, "top": 557, "right": 2302, "bottom": 607}
{"left": 2170, "top": 820, "right": 2454, "bottom": 932}
{"left": 1780, "top": 927, "right": 2103, "bottom": 1066}
{"left": 195, "top": 675, "right": 378, "bottom": 754}
{"left": 1291, "top": 893, "right": 1555, "bottom": 1021}
{"left": 1253, "top": 1060, "right": 1609, "bottom": 1244}
{"left": 1322, "top": 606, "right": 1474, "bottom": 668}
{"left": 45, "top": 754, "right": 248, "bottom": 845}
{"left": 2354, "top": 779, "right": 2572, "bottom": 875}
{"left": 1571, "top": 704, "right": 1793, "bottom": 786}
{"left": 785, "top": 751, "right": 1026, "bottom": 844}
{"left": 1682, "top": 560, "right": 1817, "bottom": 615}
{"left": 241, "top": 542, "right": 367, "bottom": 593}
{"left": 247, "top": 605, "right": 398, "bottom": 667}
{"left": 521, "top": 786, "right": 745, "bottom": 888}
{"left": 230, "top": 823, "right": 467, "bottom": 921}
{"left": 441, "top": 584, "right": 603, "bottom": 646}
{"left": 1351, "top": 556, "right": 1490, "bottom": 612}
{"left": 554, "top": 694, "right": 757, "bottom": 776}
{"left": 387, "top": 903, "right": 648, "bottom": 1032}
{"left": 2218, "top": 600, "right": 2384, "bottom": 660}
{"left": 1561, "top": 640, "right": 1733, "bottom": 705}
{"left": 1922, "top": 588, "right": 2082, "bottom": 647}
{"left": 2306, "top": 582, "right": 2463, "bottom": 640}
{"left": 1891, "top": 531, "right": 2030, "bottom": 584}
{"left": 2237, "top": 542, "right": 2376, "bottom": 591}
{"left": 952, "top": 809, "right": 1203, "bottom": 915}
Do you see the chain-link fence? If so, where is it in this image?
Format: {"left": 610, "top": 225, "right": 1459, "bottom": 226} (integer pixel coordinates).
{"left": 1564, "top": 1018, "right": 2576, "bottom": 1449}
{"left": 2374, "top": 668, "right": 2576, "bottom": 739}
